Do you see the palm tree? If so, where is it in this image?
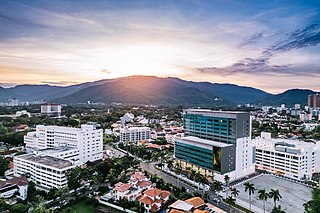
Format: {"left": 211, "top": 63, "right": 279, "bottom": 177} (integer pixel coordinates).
{"left": 213, "top": 181, "right": 223, "bottom": 194}
{"left": 231, "top": 188, "right": 240, "bottom": 198}
{"left": 225, "top": 196, "right": 236, "bottom": 213}
{"left": 244, "top": 181, "right": 256, "bottom": 212}
{"left": 174, "top": 163, "right": 182, "bottom": 187}
{"left": 269, "top": 189, "right": 282, "bottom": 208}
{"left": 186, "top": 166, "right": 192, "bottom": 179}
{"left": 271, "top": 205, "right": 286, "bottom": 213}
{"left": 258, "top": 188, "right": 269, "bottom": 213}
{"left": 224, "top": 175, "right": 230, "bottom": 197}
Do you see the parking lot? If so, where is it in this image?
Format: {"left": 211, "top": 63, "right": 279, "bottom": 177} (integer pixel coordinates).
{"left": 235, "top": 174, "right": 313, "bottom": 213}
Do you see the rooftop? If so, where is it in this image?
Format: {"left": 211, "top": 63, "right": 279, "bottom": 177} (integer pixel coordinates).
{"left": 176, "top": 136, "right": 233, "bottom": 148}
{"left": 35, "top": 146, "right": 79, "bottom": 155}
{"left": 15, "top": 154, "right": 73, "bottom": 169}
{"left": 185, "top": 197, "right": 205, "bottom": 208}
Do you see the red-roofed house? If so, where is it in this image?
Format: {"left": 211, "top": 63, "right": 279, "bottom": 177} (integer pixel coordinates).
{"left": 137, "top": 187, "right": 171, "bottom": 212}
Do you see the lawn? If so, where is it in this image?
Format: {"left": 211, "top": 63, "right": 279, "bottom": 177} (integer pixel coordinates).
{"left": 68, "top": 200, "right": 125, "bottom": 213}
{"left": 69, "top": 200, "right": 94, "bottom": 213}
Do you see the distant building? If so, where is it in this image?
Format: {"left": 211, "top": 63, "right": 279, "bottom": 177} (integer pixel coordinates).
{"left": 15, "top": 110, "right": 30, "bottom": 117}
{"left": 41, "top": 103, "right": 62, "bottom": 117}
{"left": 308, "top": 94, "right": 320, "bottom": 108}
{"left": 175, "top": 109, "right": 255, "bottom": 182}
{"left": 253, "top": 132, "right": 320, "bottom": 180}
{"left": 8, "top": 98, "right": 19, "bottom": 107}
{"left": 119, "top": 127, "right": 150, "bottom": 143}
{"left": 299, "top": 113, "right": 312, "bottom": 122}
{"left": 0, "top": 176, "right": 28, "bottom": 200}
{"left": 120, "top": 113, "right": 134, "bottom": 125}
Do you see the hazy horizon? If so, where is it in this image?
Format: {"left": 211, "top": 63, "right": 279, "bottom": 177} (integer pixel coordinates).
{"left": 1, "top": 0, "right": 320, "bottom": 93}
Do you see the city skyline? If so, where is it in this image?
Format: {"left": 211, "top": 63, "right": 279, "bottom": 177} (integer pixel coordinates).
{"left": 1, "top": 0, "right": 320, "bottom": 93}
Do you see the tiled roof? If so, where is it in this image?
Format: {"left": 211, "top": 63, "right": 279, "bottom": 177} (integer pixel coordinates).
{"left": 194, "top": 210, "right": 209, "bottom": 213}
{"left": 113, "top": 183, "right": 132, "bottom": 192}
{"left": 138, "top": 195, "right": 154, "bottom": 205}
{"left": 137, "top": 180, "right": 152, "bottom": 187}
{"left": 143, "top": 188, "right": 162, "bottom": 197}
{"left": 131, "top": 172, "right": 146, "bottom": 180}
{"left": 0, "top": 176, "right": 28, "bottom": 189}
{"left": 185, "top": 197, "right": 205, "bottom": 208}
{"left": 168, "top": 210, "right": 186, "bottom": 213}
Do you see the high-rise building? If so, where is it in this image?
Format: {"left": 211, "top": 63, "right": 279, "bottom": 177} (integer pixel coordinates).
{"left": 41, "top": 103, "right": 62, "bottom": 117}
{"left": 174, "top": 109, "right": 255, "bottom": 182}
{"left": 308, "top": 94, "right": 320, "bottom": 108}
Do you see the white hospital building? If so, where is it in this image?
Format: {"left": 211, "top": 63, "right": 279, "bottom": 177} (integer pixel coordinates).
{"left": 253, "top": 132, "right": 320, "bottom": 180}
{"left": 14, "top": 124, "right": 103, "bottom": 189}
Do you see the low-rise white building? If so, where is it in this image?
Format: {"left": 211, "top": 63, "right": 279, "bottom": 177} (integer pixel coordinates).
{"left": 120, "top": 127, "right": 150, "bottom": 143}
{"left": 14, "top": 154, "right": 75, "bottom": 189}
{"left": 253, "top": 132, "right": 320, "bottom": 180}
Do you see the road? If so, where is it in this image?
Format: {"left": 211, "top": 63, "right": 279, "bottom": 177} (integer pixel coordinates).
{"left": 105, "top": 145, "right": 241, "bottom": 213}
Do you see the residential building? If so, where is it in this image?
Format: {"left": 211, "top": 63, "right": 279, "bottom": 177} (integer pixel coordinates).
{"left": 105, "top": 172, "right": 152, "bottom": 201}
{"left": 0, "top": 176, "right": 28, "bottom": 200}
{"left": 120, "top": 127, "right": 150, "bottom": 143}
{"left": 15, "top": 110, "right": 31, "bottom": 117}
{"left": 175, "top": 109, "right": 255, "bottom": 182}
{"left": 41, "top": 103, "right": 62, "bottom": 117}
{"left": 24, "top": 124, "right": 103, "bottom": 163}
{"left": 253, "top": 132, "right": 320, "bottom": 180}
{"left": 13, "top": 154, "right": 75, "bottom": 189}
{"left": 121, "top": 113, "right": 134, "bottom": 124}
{"left": 308, "top": 94, "right": 320, "bottom": 108}
{"left": 137, "top": 188, "right": 170, "bottom": 212}
{"left": 300, "top": 113, "right": 312, "bottom": 122}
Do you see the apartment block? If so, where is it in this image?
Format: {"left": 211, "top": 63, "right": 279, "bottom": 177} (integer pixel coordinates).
{"left": 253, "top": 132, "right": 320, "bottom": 180}
{"left": 41, "top": 103, "right": 62, "bottom": 117}
{"left": 120, "top": 127, "right": 150, "bottom": 143}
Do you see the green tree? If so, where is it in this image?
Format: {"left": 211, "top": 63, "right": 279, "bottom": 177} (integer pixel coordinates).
{"left": 244, "top": 181, "right": 256, "bottom": 212}
{"left": 271, "top": 205, "right": 286, "bottom": 213}
{"left": 27, "top": 181, "right": 37, "bottom": 201}
{"left": 225, "top": 196, "right": 236, "bottom": 213}
{"left": 9, "top": 203, "right": 29, "bottom": 213}
{"left": 66, "top": 167, "right": 82, "bottom": 197}
{"left": 0, "top": 157, "right": 8, "bottom": 176}
{"left": 213, "top": 181, "right": 223, "bottom": 194}
{"left": 0, "top": 199, "right": 9, "bottom": 211}
{"left": 258, "top": 188, "right": 269, "bottom": 213}
{"left": 231, "top": 188, "right": 240, "bottom": 198}
{"left": 304, "top": 188, "right": 320, "bottom": 213}
{"left": 269, "top": 189, "right": 282, "bottom": 208}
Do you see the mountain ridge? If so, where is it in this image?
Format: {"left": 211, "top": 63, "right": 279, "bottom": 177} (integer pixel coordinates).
{"left": 0, "top": 76, "right": 318, "bottom": 106}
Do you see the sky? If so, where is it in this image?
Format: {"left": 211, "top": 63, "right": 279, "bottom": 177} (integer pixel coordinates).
{"left": 0, "top": 0, "right": 320, "bottom": 93}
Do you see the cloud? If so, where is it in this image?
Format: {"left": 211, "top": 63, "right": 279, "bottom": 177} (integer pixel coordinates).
{"left": 240, "top": 33, "right": 264, "bottom": 47}
{"left": 40, "top": 81, "right": 79, "bottom": 86}
{"left": 194, "top": 21, "right": 320, "bottom": 77}
{"left": 101, "top": 69, "right": 111, "bottom": 74}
